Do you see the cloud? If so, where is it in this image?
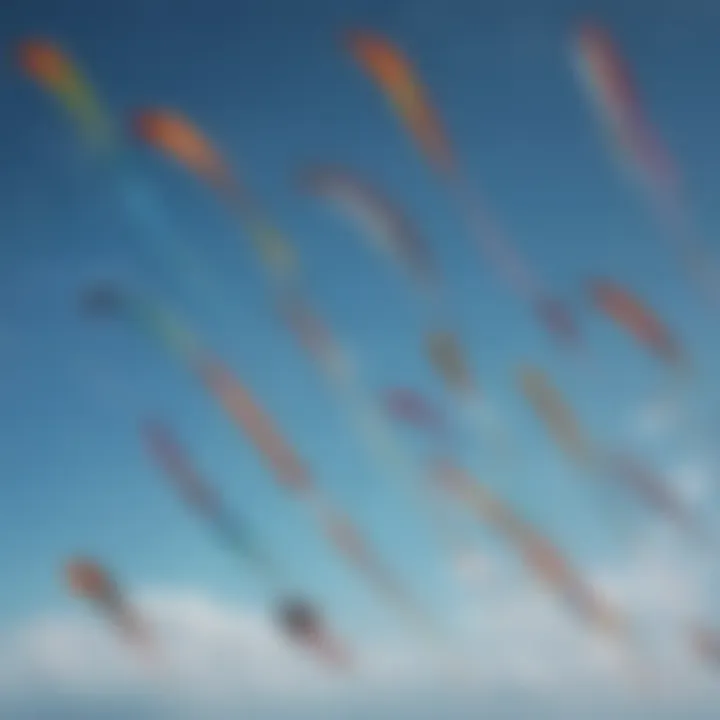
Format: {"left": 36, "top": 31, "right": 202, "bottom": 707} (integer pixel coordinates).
{"left": 0, "top": 590, "right": 334, "bottom": 714}
{"left": 1, "top": 526, "right": 719, "bottom": 718}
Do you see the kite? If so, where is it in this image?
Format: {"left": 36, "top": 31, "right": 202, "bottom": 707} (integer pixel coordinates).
{"left": 572, "top": 23, "right": 679, "bottom": 206}
{"left": 603, "top": 452, "right": 704, "bottom": 541}
{"left": 277, "top": 598, "right": 351, "bottom": 668}
{"left": 425, "top": 330, "right": 473, "bottom": 395}
{"left": 518, "top": 365, "right": 597, "bottom": 470}
{"left": 65, "top": 558, "right": 151, "bottom": 648}
{"left": 133, "top": 109, "right": 296, "bottom": 282}
{"left": 196, "top": 358, "right": 312, "bottom": 491}
{"left": 589, "top": 278, "right": 684, "bottom": 369}
{"left": 345, "top": 31, "right": 455, "bottom": 175}
{"left": 17, "top": 38, "right": 115, "bottom": 151}
{"left": 384, "top": 388, "right": 447, "bottom": 439}
{"left": 277, "top": 293, "right": 354, "bottom": 384}
{"left": 143, "top": 420, "right": 280, "bottom": 579}
{"left": 298, "top": 164, "right": 438, "bottom": 298}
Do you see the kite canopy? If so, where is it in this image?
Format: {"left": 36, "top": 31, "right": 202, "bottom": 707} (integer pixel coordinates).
{"left": 589, "top": 278, "right": 682, "bottom": 366}
{"left": 132, "top": 109, "right": 231, "bottom": 189}
{"left": 17, "top": 39, "right": 71, "bottom": 87}
{"left": 344, "top": 29, "right": 455, "bottom": 174}
{"left": 17, "top": 37, "right": 116, "bottom": 151}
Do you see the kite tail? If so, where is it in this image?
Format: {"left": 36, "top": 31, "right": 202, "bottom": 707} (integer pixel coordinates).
{"left": 146, "top": 306, "right": 204, "bottom": 364}
{"left": 211, "top": 510, "right": 283, "bottom": 588}
{"left": 59, "top": 74, "right": 115, "bottom": 152}
{"left": 220, "top": 181, "right": 300, "bottom": 290}
{"left": 309, "top": 492, "right": 441, "bottom": 638}
{"left": 103, "top": 591, "right": 152, "bottom": 651}
{"left": 447, "top": 173, "right": 541, "bottom": 300}
{"left": 306, "top": 627, "right": 354, "bottom": 670}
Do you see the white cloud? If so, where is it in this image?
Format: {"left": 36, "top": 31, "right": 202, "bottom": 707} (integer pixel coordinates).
{"left": 1, "top": 526, "right": 719, "bottom": 718}
{"left": 0, "top": 590, "right": 334, "bottom": 712}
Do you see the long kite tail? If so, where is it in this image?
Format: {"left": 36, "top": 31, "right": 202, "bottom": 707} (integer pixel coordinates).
{"left": 210, "top": 509, "right": 284, "bottom": 588}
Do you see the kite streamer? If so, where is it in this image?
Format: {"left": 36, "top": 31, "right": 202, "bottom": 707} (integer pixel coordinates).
{"left": 143, "top": 420, "right": 281, "bottom": 579}
{"left": 433, "top": 461, "right": 626, "bottom": 638}
{"left": 519, "top": 365, "right": 598, "bottom": 471}
{"left": 65, "top": 558, "right": 152, "bottom": 650}
{"left": 299, "top": 164, "right": 439, "bottom": 304}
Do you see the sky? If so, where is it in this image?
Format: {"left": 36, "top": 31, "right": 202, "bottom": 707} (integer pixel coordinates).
{"left": 2, "top": 0, "right": 720, "bottom": 717}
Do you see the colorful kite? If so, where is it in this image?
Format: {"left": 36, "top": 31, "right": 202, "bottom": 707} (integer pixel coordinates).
{"left": 143, "top": 420, "right": 279, "bottom": 579}
{"left": 345, "top": 31, "right": 455, "bottom": 175}
{"left": 298, "top": 164, "right": 439, "bottom": 299}
{"left": 589, "top": 279, "right": 683, "bottom": 369}
{"left": 65, "top": 558, "right": 151, "bottom": 648}
{"left": 572, "top": 23, "right": 679, "bottom": 207}
{"left": 518, "top": 365, "right": 597, "bottom": 470}
{"left": 133, "top": 109, "right": 296, "bottom": 282}
{"left": 603, "top": 452, "right": 704, "bottom": 541}
{"left": 17, "top": 38, "right": 115, "bottom": 151}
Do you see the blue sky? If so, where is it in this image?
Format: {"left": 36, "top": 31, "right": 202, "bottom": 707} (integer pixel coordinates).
{"left": 1, "top": 0, "right": 720, "bottom": 716}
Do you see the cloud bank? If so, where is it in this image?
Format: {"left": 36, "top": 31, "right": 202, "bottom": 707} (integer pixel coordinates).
{"left": 1, "top": 524, "right": 719, "bottom": 719}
